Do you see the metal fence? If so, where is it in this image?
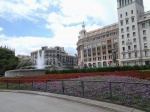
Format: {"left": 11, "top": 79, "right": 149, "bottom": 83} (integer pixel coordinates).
{"left": 0, "top": 79, "right": 150, "bottom": 111}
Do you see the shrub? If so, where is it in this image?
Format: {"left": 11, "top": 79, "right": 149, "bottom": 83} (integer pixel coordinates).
{"left": 45, "top": 65, "right": 150, "bottom": 74}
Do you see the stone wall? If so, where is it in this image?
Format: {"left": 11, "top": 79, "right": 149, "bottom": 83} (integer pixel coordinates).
{"left": 5, "top": 69, "right": 45, "bottom": 77}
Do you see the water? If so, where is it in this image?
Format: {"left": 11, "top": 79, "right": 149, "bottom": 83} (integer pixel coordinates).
{"left": 36, "top": 50, "right": 45, "bottom": 69}
{"left": 17, "top": 50, "right": 63, "bottom": 70}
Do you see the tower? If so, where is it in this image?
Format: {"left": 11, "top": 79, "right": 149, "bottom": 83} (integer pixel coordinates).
{"left": 78, "top": 22, "right": 86, "bottom": 39}
{"left": 117, "top": 0, "right": 145, "bottom": 66}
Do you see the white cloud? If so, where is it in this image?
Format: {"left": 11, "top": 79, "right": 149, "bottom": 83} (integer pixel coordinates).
{"left": 0, "top": 0, "right": 150, "bottom": 56}
{"left": 144, "top": 0, "right": 150, "bottom": 11}
{"left": 0, "top": 33, "right": 78, "bottom": 56}
{"left": 0, "top": 27, "right": 3, "bottom": 32}
{"left": 0, "top": 0, "right": 57, "bottom": 20}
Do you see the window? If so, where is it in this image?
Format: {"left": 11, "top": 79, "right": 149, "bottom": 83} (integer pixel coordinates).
{"left": 123, "top": 54, "right": 125, "bottom": 59}
{"left": 88, "top": 58, "right": 91, "bottom": 61}
{"left": 102, "top": 41, "right": 106, "bottom": 46}
{"left": 92, "top": 43, "right": 96, "bottom": 48}
{"left": 122, "top": 41, "right": 125, "bottom": 45}
{"left": 98, "top": 57, "right": 101, "bottom": 61}
{"left": 122, "top": 35, "right": 124, "bottom": 39}
{"left": 131, "top": 17, "right": 135, "bottom": 22}
{"left": 143, "top": 37, "right": 147, "bottom": 41}
{"left": 113, "top": 32, "right": 116, "bottom": 35}
{"left": 142, "top": 23, "right": 145, "bottom": 28}
{"left": 134, "top": 45, "right": 137, "bottom": 50}
{"left": 97, "top": 42, "right": 100, "bottom": 47}
{"left": 116, "top": 32, "right": 118, "bottom": 35}
{"left": 131, "top": 10, "right": 133, "bottom": 14}
{"left": 133, "top": 38, "right": 136, "bottom": 43}
{"left": 88, "top": 45, "right": 91, "bottom": 49}
{"left": 135, "top": 52, "right": 137, "bottom": 58}
{"left": 126, "top": 19, "right": 129, "bottom": 24}
{"left": 128, "top": 46, "right": 131, "bottom": 50}
{"left": 145, "top": 51, "right": 148, "bottom": 57}
{"left": 132, "top": 25, "right": 135, "bottom": 30}
{"left": 103, "top": 56, "right": 106, "bottom": 60}
{"left": 127, "top": 33, "right": 130, "bottom": 38}
{"left": 84, "top": 46, "right": 87, "bottom": 50}
{"left": 122, "top": 47, "right": 125, "bottom": 51}
{"left": 128, "top": 53, "right": 131, "bottom": 58}
{"left": 133, "top": 32, "right": 136, "bottom": 37}
{"left": 120, "top": 14, "right": 122, "bottom": 18}
{"left": 121, "top": 28, "right": 124, "bottom": 33}
{"left": 126, "top": 27, "right": 129, "bottom": 32}
{"left": 113, "top": 38, "right": 117, "bottom": 43}
{"left": 120, "top": 21, "right": 123, "bottom": 26}
{"left": 143, "top": 30, "right": 146, "bottom": 35}
{"left": 144, "top": 43, "right": 147, "bottom": 48}
{"left": 126, "top": 12, "right": 128, "bottom": 16}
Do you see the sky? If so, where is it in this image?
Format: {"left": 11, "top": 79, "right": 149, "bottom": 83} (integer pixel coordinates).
{"left": 0, "top": 0, "right": 150, "bottom": 56}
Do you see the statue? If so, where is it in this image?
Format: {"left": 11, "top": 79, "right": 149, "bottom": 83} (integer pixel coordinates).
{"left": 112, "top": 49, "right": 117, "bottom": 63}
{"left": 112, "top": 49, "right": 117, "bottom": 66}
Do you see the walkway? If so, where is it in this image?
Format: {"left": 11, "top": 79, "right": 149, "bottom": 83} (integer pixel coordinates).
{"left": 0, "top": 92, "right": 113, "bottom": 112}
{"left": 0, "top": 90, "right": 144, "bottom": 112}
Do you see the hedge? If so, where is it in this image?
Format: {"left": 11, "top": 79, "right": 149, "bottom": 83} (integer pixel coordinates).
{"left": 45, "top": 65, "right": 150, "bottom": 74}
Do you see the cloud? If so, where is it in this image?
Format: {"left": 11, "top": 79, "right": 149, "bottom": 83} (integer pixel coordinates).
{"left": 0, "top": 0, "right": 150, "bottom": 56}
{"left": 144, "top": 0, "right": 150, "bottom": 11}
{"left": 0, "top": 33, "right": 78, "bottom": 56}
{"left": 0, "top": 22, "right": 101, "bottom": 56}
{"left": 0, "top": 0, "right": 57, "bottom": 21}
{"left": 0, "top": 27, "right": 3, "bottom": 32}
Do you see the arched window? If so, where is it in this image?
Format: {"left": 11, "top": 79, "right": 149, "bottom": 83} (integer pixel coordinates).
{"left": 103, "top": 61, "right": 107, "bottom": 67}
{"left": 98, "top": 62, "right": 101, "bottom": 67}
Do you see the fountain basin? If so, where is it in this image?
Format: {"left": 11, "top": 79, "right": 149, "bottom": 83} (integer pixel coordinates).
{"left": 5, "top": 69, "right": 45, "bottom": 77}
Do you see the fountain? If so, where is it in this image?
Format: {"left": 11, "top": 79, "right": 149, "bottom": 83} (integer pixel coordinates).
{"left": 4, "top": 50, "right": 64, "bottom": 77}
{"left": 5, "top": 50, "right": 45, "bottom": 77}
{"left": 36, "top": 50, "right": 45, "bottom": 69}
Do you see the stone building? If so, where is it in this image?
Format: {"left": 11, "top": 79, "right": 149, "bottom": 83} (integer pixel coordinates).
{"left": 31, "top": 46, "right": 77, "bottom": 68}
{"left": 118, "top": 0, "right": 150, "bottom": 66}
{"left": 77, "top": 23, "right": 119, "bottom": 68}
{"left": 77, "top": 0, "right": 150, "bottom": 67}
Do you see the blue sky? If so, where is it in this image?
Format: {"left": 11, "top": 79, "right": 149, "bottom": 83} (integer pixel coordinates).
{"left": 0, "top": 0, "right": 150, "bottom": 55}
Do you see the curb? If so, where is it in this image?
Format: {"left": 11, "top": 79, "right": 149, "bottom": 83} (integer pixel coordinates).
{"left": 0, "top": 90, "right": 144, "bottom": 112}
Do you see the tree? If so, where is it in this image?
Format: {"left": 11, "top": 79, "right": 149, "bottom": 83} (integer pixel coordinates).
{"left": 0, "top": 47, "right": 19, "bottom": 76}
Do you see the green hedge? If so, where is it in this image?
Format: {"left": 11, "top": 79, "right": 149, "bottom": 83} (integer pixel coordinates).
{"left": 45, "top": 65, "right": 150, "bottom": 74}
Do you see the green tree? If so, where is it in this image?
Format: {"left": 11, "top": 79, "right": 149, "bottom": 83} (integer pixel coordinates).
{"left": 0, "top": 47, "right": 19, "bottom": 76}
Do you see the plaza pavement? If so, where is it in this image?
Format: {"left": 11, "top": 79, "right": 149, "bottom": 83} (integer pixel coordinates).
{"left": 0, "top": 90, "right": 144, "bottom": 112}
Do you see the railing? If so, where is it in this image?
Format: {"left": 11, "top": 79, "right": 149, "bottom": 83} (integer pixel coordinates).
{"left": 0, "top": 79, "right": 150, "bottom": 112}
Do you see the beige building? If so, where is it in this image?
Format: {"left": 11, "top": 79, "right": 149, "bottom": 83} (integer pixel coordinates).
{"left": 31, "top": 46, "right": 77, "bottom": 68}
{"left": 77, "top": 23, "right": 119, "bottom": 68}
{"left": 77, "top": 0, "right": 150, "bottom": 67}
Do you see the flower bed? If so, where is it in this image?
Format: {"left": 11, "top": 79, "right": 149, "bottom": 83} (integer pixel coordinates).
{"left": 0, "top": 70, "right": 150, "bottom": 83}
{"left": 0, "top": 71, "right": 150, "bottom": 111}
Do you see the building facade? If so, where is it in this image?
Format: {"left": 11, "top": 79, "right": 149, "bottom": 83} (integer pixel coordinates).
{"left": 118, "top": 0, "right": 150, "bottom": 66}
{"left": 77, "top": 23, "right": 119, "bottom": 68}
{"left": 77, "top": 0, "right": 150, "bottom": 67}
{"left": 31, "top": 46, "right": 77, "bottom": 68}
